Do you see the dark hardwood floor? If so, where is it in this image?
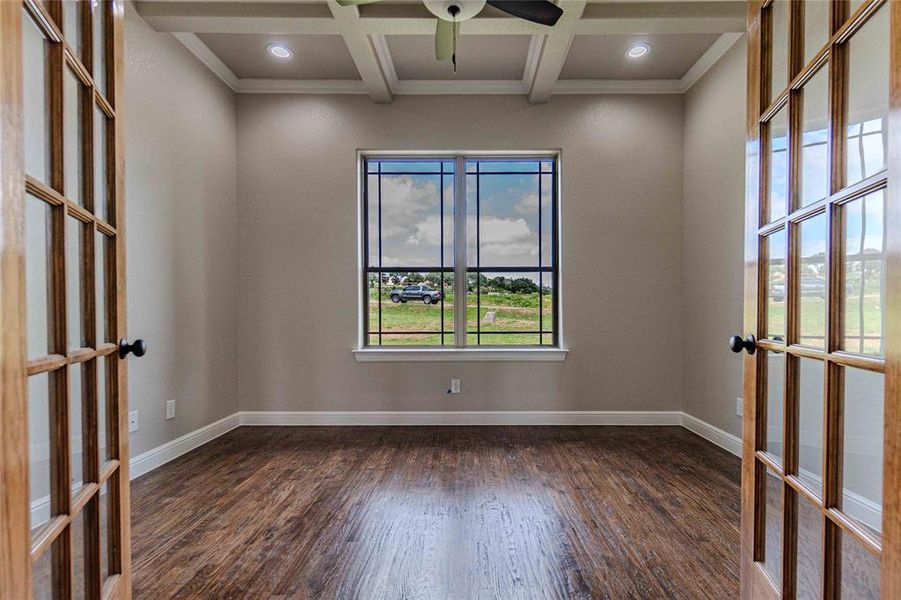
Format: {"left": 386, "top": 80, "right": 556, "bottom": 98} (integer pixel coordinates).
{"left": 131, "top": 427, "right": 741, "bottom": 599}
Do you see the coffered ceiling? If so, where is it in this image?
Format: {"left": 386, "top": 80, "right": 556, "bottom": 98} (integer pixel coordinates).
{"left": 134, "top": 0, "right": 746, "bottom": 103}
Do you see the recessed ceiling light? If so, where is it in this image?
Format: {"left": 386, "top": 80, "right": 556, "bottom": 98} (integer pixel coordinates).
{"left": 267, "top": 44, "right": 293, "bottom": 60}
{"left": 626, "top": 43, "right": 651, "bottom": 59}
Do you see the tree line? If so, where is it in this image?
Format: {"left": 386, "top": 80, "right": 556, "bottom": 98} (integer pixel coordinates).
{"left": 369, "top": 273, "right": 549, "bottom": 294}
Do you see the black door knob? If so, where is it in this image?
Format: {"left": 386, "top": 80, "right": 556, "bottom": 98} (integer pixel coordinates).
{"left": 119, "top": 338, "right": 147, "bottom": 358}
{"left": 729, "top": 334, "right": 756, "bottom": 355}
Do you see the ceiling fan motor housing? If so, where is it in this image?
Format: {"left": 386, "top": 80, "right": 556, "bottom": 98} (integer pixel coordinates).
{"left": 423, "top": 0, "right": 487, "bottom": 21}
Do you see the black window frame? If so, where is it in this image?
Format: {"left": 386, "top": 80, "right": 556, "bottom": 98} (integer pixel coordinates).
{"left": 361, "top": 153, "right": 560, "bottom": 349}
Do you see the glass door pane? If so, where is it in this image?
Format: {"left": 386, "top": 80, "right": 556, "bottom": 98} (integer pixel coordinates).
{"left": 766, "top": 351, "right": 786, "bottom": 462}
{"left": 64, "top": 68, "right": 85, "bottom": 206}
{"left": 796, "top": 494, "right": 823, "bottom": 599}
{"left": 842, "top": 367, "right": 883, "bottom": 542}
{"left": 769, "top": 0, "right": 790, "bottom": 103}
{"left": 845, "top": 6, "right": 889, "bottom": 187}
{"left": 766, "top": 229, "right": 787, "bottom": 342}
{"left": 798, "top": 358, "right": 824, "bottom": 496}
{"left": 798, "top": 212, "right": 827, "bottom": 348}
{"left": 800, "top": 67, "right": 829, "bottom": 207}
{"left": 802, "top": 0, "right": 829, "bottom": 65}
{"left": 26, "top": 194, "right": 50, "bottom": 359}
{"left": 842, "top": 190, "right": 885, "bottom": 356}
{"left": 761, "top": 467, "right": 783, "bottom": 585}
{"left": 767, "top": 106, "right": 790, "bottom": 223}
{"left": 23, "top": 7, "right": 52, "bottom": 183}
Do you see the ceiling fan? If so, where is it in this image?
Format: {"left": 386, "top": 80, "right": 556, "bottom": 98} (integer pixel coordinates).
{"left": 335, "top": 0, "right": 564, "bottom": 70}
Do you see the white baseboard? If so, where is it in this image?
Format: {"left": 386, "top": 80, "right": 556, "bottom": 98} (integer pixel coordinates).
{"left": 680, "top": 412, "right": 742, "bottom": 457}
{"left": 238, "top": 410, "right": 683, "bottom": 426}
{"left": 842, "top": 489, "right": 883, "bottom": 535}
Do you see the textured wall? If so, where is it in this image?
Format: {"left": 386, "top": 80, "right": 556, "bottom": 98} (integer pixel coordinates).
{"left": 236, "top": 94, "right": 685, "bottom": 413}
{"left": 124, "top": 5, "right": 239, "bottom": 456}
{"left": 681, "top": 39, "right": 747, "bottom": 437}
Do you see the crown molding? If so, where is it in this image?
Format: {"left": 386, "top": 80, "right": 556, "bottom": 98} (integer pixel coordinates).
{"left": 236, "top": 79, "right": 368, "bottom": 94}
{"left": 552, "top": 78, "right": 684, "bottom": 95}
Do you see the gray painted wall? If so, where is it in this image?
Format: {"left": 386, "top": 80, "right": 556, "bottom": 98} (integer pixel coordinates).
{"left": 123, "top": 6, "right": 239, "bottom": 457}
{"left": 681, "top": 39, "right": 747, "bottom": 438}
{"left": 235, "top": 94, "right": 686, "bottom": 413}
{"left": 116, "top": 21, "right": 754, "bottom": 455}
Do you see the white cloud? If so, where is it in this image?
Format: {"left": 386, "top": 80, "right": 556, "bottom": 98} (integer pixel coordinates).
{"left": 381, "top": 255, "right": 433, "bottom": 267}
{"left": 378, "top": 176, "right": 440, "bottom": 240}
{"left": 406, "top": 215, "right": 442, "bottom": 247}
{"left": 477, "top": 216, "right": 533, "bottom": 244}
{"left": 514, "top": 193, "right": 539, "bottom": 215}
{"left": 469, "top": 215, "right": 538, "bottom": 265}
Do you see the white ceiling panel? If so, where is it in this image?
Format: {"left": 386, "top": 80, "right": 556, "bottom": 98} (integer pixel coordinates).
{"left": 197, "top": 33, "right": 361, "bottom": 80}
{"left": 560, "top": 33, "right": 721, "bottom": 80}
{"left": 386, "top": 34, "right": 532, "bottom": 81}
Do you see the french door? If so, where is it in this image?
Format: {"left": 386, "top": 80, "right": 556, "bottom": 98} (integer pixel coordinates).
{"left": 0, "top": 1, "right": 132, "bottom": 598}
{"left": 741, "top": 0, "right": 900, "bottom": 598}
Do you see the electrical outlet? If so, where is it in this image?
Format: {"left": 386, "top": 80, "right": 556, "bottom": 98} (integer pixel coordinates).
{"left": 166, "top": 399, "right": 176, "bottom": 420}
{"left": 736, "top": 397, "right": 744, "bottom": 417}
{"left": 128, "top": 410, "right": 139, "bottom": 432}
{"left": 449, "top": 378, "right": 461, "bottom": 394}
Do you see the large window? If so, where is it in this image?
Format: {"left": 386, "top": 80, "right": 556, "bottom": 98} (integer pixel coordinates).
{"left": 362, "top": 154, "right": 559, "bottom": 348}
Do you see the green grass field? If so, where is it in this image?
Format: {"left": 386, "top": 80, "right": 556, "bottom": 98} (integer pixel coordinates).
{"left": 767, "top": 295, "right": 884, "bottom": 354}
{"left": 368, "top": 288, "right": 883, "bottom": 351}
{"left": 367, "top": 288, "right": 553, "bottom": 346}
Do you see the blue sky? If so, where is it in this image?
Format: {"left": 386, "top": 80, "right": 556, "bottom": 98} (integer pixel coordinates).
{"left": 368, "top": 160, "right": 553, "bottom": 272}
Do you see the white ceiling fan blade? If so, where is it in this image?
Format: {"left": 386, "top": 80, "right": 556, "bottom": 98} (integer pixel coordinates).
{"left": 335, "top": 0, "right": 383, "bottom": 6}
{"left": 435, "top": 18, "right": 458, "bottom": 62}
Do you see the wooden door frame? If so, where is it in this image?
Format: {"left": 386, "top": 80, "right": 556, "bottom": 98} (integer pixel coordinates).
{"left": 742, "top": 0, "right": 901, "bottom": 598}
{"left": 741, "top": 3, "right": 768, "bottom": 598}
{"left": 111, "top": 1, "right": 132, "bottom": 595}
{"left": 0, "top": 0, "right": 32, "bottom": 597}
{"left": 0, "top": 1, "right": 131, "bottom": 597}
{"left": 883, "top": 0, "right": 901, "bottom": 597}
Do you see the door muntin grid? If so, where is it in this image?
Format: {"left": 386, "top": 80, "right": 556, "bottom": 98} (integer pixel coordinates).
{"left": 749, "top": 0, "right": 890, "bottom": 597}
{"left": 22, "top": 1, "right": 126, "bottom": 597}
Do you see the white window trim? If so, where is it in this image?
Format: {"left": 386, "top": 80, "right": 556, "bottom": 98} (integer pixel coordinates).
{"left": 356, "top": 149, "right": 565, "bottom": 361}
{"left": 353, "top": 347, "right": 568, "bottom": 363}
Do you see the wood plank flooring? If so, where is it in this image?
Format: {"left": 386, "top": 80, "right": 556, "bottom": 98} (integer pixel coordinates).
{"left": 130, "top": 426, "right": 741, "bottom": 599}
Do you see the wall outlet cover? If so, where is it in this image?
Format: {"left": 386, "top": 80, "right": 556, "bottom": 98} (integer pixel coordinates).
{"left": 166, "top": 399, "right": 176, "bottom": 420}
{"left": 449, "top": 378, "right": 461, "bottom": 394}
{"left": 736, "top": 397, "right": 743, "bottom": 417}
{"left": 128, "top": 410, "right": 139, "bottom": 433}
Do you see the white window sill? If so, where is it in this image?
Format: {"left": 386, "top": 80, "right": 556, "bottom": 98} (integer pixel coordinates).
{"left": 353, "top": 348, "right": 569, "bottom": 363}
